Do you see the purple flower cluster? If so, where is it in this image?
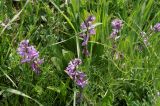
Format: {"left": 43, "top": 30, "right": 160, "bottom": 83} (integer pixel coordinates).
{"left": 80, "top": 15, "right": 96, "bottom": 56}
{"left": 153, "top": 23, "right": 160, "bottom": 32}
{"left": 65, "top": 58, "right": 87, "bottom": 88}
{"left": 110, "top": 19, "right": 123, "bottom": 39}
{"left": 17, "top": 40, "right": 43, "bottom": 74}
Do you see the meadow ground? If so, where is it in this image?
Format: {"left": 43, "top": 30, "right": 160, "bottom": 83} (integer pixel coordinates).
{"left": 0, "top": 0, "right": 160, "bottom": 106}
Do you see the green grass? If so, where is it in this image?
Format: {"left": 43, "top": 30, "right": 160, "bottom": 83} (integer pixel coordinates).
{"left": 0, "top": 0, "right": 160, "bottom": 106}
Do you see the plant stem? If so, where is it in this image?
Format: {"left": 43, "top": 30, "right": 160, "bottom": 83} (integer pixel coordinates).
{"left": 73, "top": 88, "right": 77, "bottom": 106}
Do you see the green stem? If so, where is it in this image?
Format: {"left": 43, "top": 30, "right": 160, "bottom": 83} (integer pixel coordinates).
{"left": 74, "top": 33, "right": 80, "bottom": 106}
{"left": 74, "top": 0, "right": 81, "bottom": 105}
{"left": 73, "top": 88, "right": 77, "bottom": 106}
{"left": 76, "top": 36, "right": 80, "bottom": 58}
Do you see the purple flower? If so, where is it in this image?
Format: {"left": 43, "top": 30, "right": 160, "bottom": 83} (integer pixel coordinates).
{"left": 31, "top": 59, "right": 43, "bottom": 74}
{"left": 80, "top": 15, "right": 96, "bottom": 56}
{"left": 17, "top": 40, "right": 29, "bottom": 57}
{"left": 87, "top": 15, "right": 96, "bottom": 22}
{"left": 153, "top": 23, "right": 160, "bottom": 32}
{"left": 72, "top": 58, "right": 82, "bottom": 66}
{"left": 111, "top": 19, "right": 123, "bottom": 30}
{"left": 80, "top": 22, "right": 87, "bottom": 30}
{"left": 82, "top": 35, "right": 89, "bottom": 46}
{"left": 74, "top": 71, "right": 88, "bottom": 88}
{"left": 65, "top": 58, "right": 87, "bottom": 88}
{"left": 27, "top": 46, "right": 39, "bottom": 59}
{"left": 17, "top": 40, "right": 43, "bottom": 74}
{"left": 80, "top": 16, "right": 96, "bottom": 35}
{"left": 17, "top": 40, "right": 39, "bottom": 63}
{"left": 110, "top": 29, "right": 118, "bottom": 39}
{"left": 88, "top": 28, "right": 96, "bottom": 35}
{"left": 65, "top": 58, "right": 82, "bottom": 78}
{"left": 110, "top": 19, "right": 123, "bottom": 40}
